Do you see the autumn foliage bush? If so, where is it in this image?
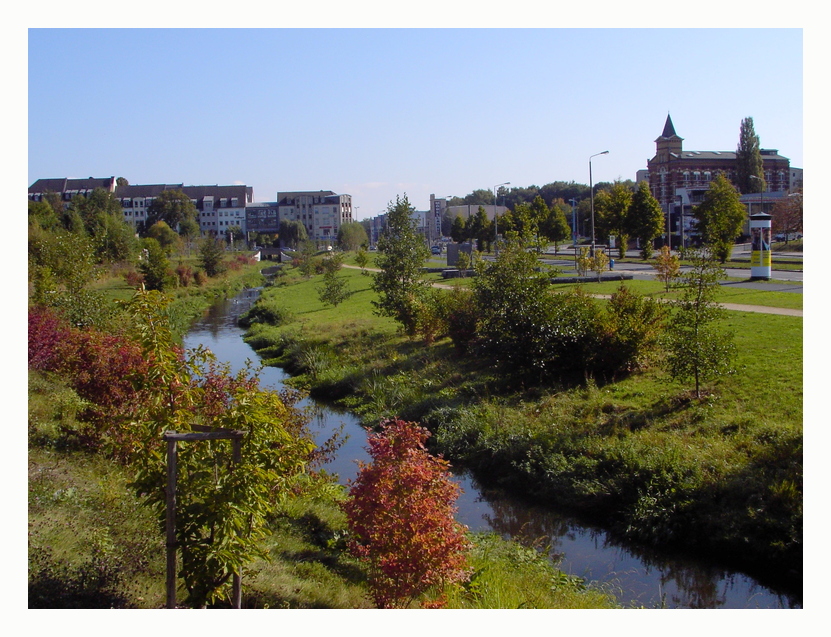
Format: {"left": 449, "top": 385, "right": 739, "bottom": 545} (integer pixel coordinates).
{"left": 342, "top": 418, "right": 471, "bottom": 608}
{"left": 28, "top": 305, "right": 150, "bottom": 453}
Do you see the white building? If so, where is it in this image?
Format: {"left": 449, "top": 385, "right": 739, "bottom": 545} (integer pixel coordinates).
{"left": 275, "top": 190, "right": 353, "bottom": 244}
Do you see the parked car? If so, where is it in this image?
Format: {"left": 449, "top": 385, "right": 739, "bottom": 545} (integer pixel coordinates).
{"left": 431, "top": 246, "right": 441, "bottom": 255}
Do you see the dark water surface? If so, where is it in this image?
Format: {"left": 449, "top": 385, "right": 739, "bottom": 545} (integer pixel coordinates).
{"left": 183, "top": 288, "right": 800, "bottom": 609}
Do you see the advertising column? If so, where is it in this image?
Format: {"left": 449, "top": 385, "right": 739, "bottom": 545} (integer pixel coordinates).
{"left": 749, "top": 213, "right": 772, "bottom": 280}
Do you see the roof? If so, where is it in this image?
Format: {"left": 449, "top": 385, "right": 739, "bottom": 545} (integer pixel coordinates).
{"left": 29, "top": 176, "right": 116, "bottom": 193}
{"left": 667, "top": 149, "right": 789, "bottom": 162}
{"left": 276, "top": 190, "right": 338, "bottom": 205}
{"left": 661, "top": 114, "right": 678, "bottom": 138}
{"left": 115, "top": 184, "right": 184, "bottom": 198}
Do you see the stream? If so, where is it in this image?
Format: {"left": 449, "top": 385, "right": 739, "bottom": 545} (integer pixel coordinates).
{"left": 182, "top": 287, "right": 800, "bottom": 609}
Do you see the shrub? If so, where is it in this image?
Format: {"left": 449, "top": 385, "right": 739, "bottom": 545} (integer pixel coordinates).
{"left": 175, "top": 263, "right": 193, "bottom": 287}
{"left": 595, "top": 284, "right": 667, "bottom": 378}
{"left": 194, "top": 270, "right": 208, "bottom": 286}
{"left": 342, "top": 419, "right": 471, "bottom": 608}
{"left": 440, "top": 286, "right": 478, "bottom": 355}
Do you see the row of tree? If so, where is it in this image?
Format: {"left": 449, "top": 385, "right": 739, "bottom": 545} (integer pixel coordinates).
{"left": 372, "top": 194, "right": 736, "bottom": 395}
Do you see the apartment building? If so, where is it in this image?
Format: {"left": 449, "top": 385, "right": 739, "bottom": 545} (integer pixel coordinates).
{"left": 273, "top": 190, "right": 353, "bottom": 244}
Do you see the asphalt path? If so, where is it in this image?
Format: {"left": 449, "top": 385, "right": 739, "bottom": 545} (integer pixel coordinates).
{"left": 539, "top": 250, "right": 803, "bottom": 287}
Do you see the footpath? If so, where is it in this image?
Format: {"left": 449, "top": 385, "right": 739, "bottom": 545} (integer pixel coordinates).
{"left": 342, "top": 264, "right": 803, "bottom": 318}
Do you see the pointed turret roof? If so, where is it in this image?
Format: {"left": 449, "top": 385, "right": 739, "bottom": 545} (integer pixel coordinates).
{"left": 661, "top": 113, "right": 677, "bottom": 138}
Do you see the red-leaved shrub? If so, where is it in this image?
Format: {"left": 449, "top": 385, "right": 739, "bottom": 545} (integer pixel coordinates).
{"left": 342, "top": 418, "right": 471, "bottom": 608}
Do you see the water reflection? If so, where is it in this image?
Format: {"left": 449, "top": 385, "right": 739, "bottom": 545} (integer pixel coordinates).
{"left": 183, "top": 287, "right": 801, "bottom": 609}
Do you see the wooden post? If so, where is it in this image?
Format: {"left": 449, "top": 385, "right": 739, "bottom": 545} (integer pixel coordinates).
{"left": 165, "top": 435, "right": 178, "bottom": 609}
{"left": 231, "top": 436, "right": 242, "bottom": 609}
{"left": 163, "top": 428, "right": 245, "bottom": 609}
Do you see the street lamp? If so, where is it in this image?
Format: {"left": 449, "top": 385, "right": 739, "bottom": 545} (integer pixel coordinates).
{"left": 589, "top": 151, "right": 609, "bottom": 255}
{"left": 493, "top": 181, "right": 510, "bottom": 255}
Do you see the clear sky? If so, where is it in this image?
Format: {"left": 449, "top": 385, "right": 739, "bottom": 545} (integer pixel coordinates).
{"left": 28, "top": 27, "right": 803, "bottom": 220}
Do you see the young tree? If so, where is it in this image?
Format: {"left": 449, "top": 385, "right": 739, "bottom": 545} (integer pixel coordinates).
{"left": 653, "top": 245, "right": 681, "bottom": 292}
{"left": 735, "top": 116, "right": 766, "bottom": 194}
{"left": 355, "top": 246, "right": 370, "bottom": 273}
{"left": 124, "top": 290, "right": 317, "bottom": 608}
{"left": 594, "top": 181, "right": 634, "bottom": 259}
{"left": 664, "top": 251, "right": 737, "bottom": 398}
{"left": 138, "top": 237, "right": 171, "bottom": 291}
{"left": 629, "top": 181, "right": 665, "bottom": 259}
{"left": 371, "top": 194, "right": 431, "bottom": 336}
{"left": 539, "top": 199, "right": 571, "bottom": 254}
{"left": 342, "top": 419, "right": 470, "bottom": 608}
{"left": 337, "top": 221, "right": 369, "bottom": 252}
{"left": 692, "top": 174, "right": 747, "bottom": 263}
{"left": 198, "top": 236, "right": 227, "bottom": 277}
{"left": 317, "top": 253, "right": 350, "bottom": 306}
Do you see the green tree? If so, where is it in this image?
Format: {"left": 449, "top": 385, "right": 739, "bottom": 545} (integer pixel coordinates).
{"left": 539, "top": 199, "right": 571, "bottom": 254}
{"left": 124, "top": 290, "right": 317, "bottom": 608}
{"left": 198, "top": 236, "right": 227, "bottom": 277}
{"left": 279, "top": 219, "right": 308, "bottom": 250}
{"left": 355, "top": 247, "right": 370, "bottom": 273}
{"left": 317, "top": 253, "right": 350, "bottom": 306}
{"left": 735, "top": 116, "right": 766, "bottom": 194}
{"left": 450, "top": 214, "right": 467, "bottom": 244}
{"left": 594, "top": 181, "right": 634, "bottom": 259}
{"left": 68, "top": 188, "right": 139, "bottom": 263}
{"left": 692, "top": 174, "right": 747, "bottom": 263}
{"left": 138, "top": 238, "right": 171, "bottom": 291}
{"left": 337, "top": 221, "right": 369, "bottom": 252}
{"left": 178, "top": 217, "right": 201, "bottom": 253}
{"left": 146, "top": 221, "right": 181, "bottom": 256}
{"left": 629, "top": 181, "right": 665, "bottom": 259}
{"left": 145, "top": 189, "right": 198, "bottom": 232}
{"left": 469, "top": 206, "right": 491, "bottom": 252}
{"left": 664, "top": 251, "right": 737, "bottom": 398}
{"left": 371, "top": 194, "right": 431, "bottom": 336}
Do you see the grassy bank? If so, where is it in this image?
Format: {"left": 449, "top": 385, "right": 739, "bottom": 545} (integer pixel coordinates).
{"left": 240, "top": 260, "right": 803, "bottom": 595}
{"left": 90, "top": 258, "right": 266, "bottom": 338}
{"left": 29, "top": 257, "right": 621, "bottom": 608}
{"left": 28, "top": 373, "right": 618, "bottom": 608}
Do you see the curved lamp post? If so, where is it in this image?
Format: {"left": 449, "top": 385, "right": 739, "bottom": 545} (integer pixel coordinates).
{"left": 589, "top": 151, "right": 609, "bottom": 255}
{"left": 493, "top": 181, "right": 510, "bottom": 255}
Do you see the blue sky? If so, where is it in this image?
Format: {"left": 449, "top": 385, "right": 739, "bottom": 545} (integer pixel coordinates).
{"left": 28, "top": 27, "right": 803, "bottom": 220}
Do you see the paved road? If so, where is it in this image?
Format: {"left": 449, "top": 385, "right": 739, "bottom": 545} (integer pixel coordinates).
{"left": 343, "top": 263, "right": 803, "bottom": 316}
{"left": 540, "top": 250, "right": 803, "bottom": 286}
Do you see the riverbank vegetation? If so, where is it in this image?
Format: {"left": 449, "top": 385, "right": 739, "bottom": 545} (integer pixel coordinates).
{"left": 239, "top": 247, "right": 802, "bottom": 596}
{"left": 28, "top": 194, "right": 620, "bottom": 607}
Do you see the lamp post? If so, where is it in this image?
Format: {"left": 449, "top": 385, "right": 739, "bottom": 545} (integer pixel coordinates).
{"left": 589, "top": 151, "right": 609, "bottom": 256}
{"left": 569, "top": 198, "right": 578, "bottom": 269}
{"left": 493, "top": 181, "right": 510, "bottom": 255}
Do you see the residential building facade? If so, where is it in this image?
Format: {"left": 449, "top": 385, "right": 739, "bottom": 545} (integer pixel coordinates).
{"left": 274, "top": 190, "right": 353, "bottom": 244}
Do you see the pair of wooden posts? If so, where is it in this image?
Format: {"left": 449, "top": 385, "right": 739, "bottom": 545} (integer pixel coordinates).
{"left": 163, "top": 426, "right": 246, "bottom": 609}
